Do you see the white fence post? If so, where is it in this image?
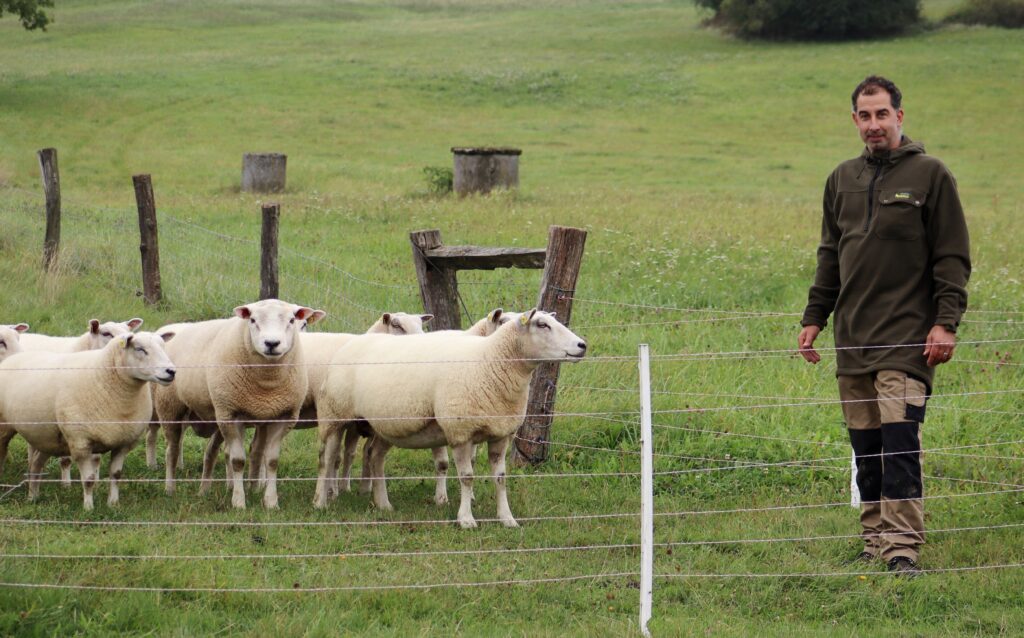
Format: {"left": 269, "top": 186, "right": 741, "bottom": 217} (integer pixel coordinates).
{"left": 638, "top": 344, "right": 654, "bottom": 636}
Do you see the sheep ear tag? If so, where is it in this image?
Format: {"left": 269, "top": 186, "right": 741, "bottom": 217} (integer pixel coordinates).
{"left": 519, "top": 314, "right": 529, "bottom": 326}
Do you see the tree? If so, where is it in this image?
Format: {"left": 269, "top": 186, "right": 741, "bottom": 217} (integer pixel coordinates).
{"left": 694, "top": 0, "right": 921, "bottom": 41}
{"left": 0, "top": 0, "right": 53, "bottom": 31}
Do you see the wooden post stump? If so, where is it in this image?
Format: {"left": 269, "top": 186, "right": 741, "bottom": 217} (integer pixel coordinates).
{"left": 260, "top": 203, "right": 280, "bottom": 300}
{"left": 242, "top": 153, "right": 287, "bottom": 193}
{"left": 132, "top": 174, "right": 163, "bottom": 305}
{"left": 37, "top": 148, "right": 61, "bottom": 271}
{"left": 409, "top": 230, "right": 462, "bottom": 330}
{"left": 451, "top": 147, "right": 521, "bottom": 196}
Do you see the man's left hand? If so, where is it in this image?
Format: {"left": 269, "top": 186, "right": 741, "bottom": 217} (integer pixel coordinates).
{"left": 923, "top": 325, "right": 957, "bottom": 367}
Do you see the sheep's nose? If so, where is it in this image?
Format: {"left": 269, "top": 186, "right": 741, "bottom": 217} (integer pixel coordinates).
{"left": 578, "top": 341, "right": 587, "bottom": 351}
{"left": 165, "top": 369, "right": 176, "bottom": 380}
{"left": 264, "top": 340, "right": 281, "bottom": 351}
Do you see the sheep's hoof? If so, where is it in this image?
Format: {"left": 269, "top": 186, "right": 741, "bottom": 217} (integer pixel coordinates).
{"left": 83, "top": 501, "right": 94, "bottom": 511}
{"left": 375, "top": 502, "right": 394, "bottom": 512}
{"left": 434, "top": 495, "right": 449, "bottom": 506}
{"left": 500, "top": 518, "right": 520, "bottom": 528}
{"left": 458, "top": 517, "right": 478, "bottom": 529}
{"left": 107, "top": 497, "right": 119, "bottom": 507}
{"left": 231, "top": 496, "right": 246, "bottom": 509}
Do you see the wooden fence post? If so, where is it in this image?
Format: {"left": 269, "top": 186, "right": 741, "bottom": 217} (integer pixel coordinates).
{"left": 37, "top": 148, "right": 61, "bottom": 271}
{"left": 132, "top": 174, "right": 163, "bottom": 305}
{"left": 512, "top": 225, "right": 588, "bottom": 466}
{"left": 410, "top": 229, "right": 462, "bottom": 330}
{"left": 260, "top": 202, "right": 280, "bottom": 300}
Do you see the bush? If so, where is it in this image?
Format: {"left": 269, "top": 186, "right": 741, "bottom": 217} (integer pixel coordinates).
{"left": 696, "top": 0, "right": 922, "bottom": 40}
{"left": 945, "top": 0, "right": 1024, "bottom": 28}
{"left": 422, "top": 165, "right": 453, "bottom": 194}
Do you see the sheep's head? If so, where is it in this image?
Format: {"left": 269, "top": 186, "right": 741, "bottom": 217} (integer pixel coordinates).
{"left": 514, "top": 309, "right": 587, "bottom": 362}
{"left": 234, "top": 299, "right": 321, "bottom": 359}
{"left": 85, "top": 317, "right": 144, "bottom": 350}
{"left": 115, "top": 331, "right": 177, "bottom": 385}
{"left": 0, "top": 323, "right": 29, "bottom": 362}
{"left": 369, "top": 312, "right": 433, "bottom": 335}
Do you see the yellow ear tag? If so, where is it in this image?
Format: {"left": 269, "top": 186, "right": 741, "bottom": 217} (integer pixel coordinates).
{"left": 122, "top": 337, "right": 130, "bottom": 349}
{"left": 519, "top": 314, "right": 529, "bottom": 326}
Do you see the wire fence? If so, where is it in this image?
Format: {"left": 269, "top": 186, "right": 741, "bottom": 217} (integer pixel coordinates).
{"left": 1, "top": 185, "right": 1022, "bottom": 632}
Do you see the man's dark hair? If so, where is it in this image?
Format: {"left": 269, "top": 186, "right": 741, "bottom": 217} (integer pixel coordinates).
{"left": 851, "top": 76, "right": 902, "bottom": 112}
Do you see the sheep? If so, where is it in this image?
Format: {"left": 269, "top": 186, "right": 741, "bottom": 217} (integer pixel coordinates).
{"left": 3, "top": 319, "right": 142, "bottom": 485}
{"left": 0, "top": 332, "right": 176, "bottom": 509}
{"left": 339, "top": 307, "right": 525, "bottom": 504}
{"left": 313, "top": 309, "right": 587, "bottom": 528}
{"left": 0, "top": 324, "right": 29, "bottom": 362}
{"left": 19, "top": 318, "right": 143, "bottom": 353}
{"left": 152, "top": 298, "right": 319, "bottom": 509}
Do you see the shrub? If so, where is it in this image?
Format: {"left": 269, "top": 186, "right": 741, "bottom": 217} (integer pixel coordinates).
{"left": 422, "top": 165, "right": 453, "bottom": 194}
{"left": 696, "top": 0, "right": 923, "bottom": 40}
{"left": 945, "top": 0, "right": 1024, "bottom": 28}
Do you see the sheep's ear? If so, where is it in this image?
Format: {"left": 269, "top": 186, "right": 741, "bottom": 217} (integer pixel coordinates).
{"left": 488, "top": 309, "right": 503, "bottom": 323}
{"left": 233, "top": 305, "right": 252, "bottom": 320}
{"left": 420, "top": 314, "right": 433, "bottom": 324}
{"left": 380, "top": 313, "right": 392, "bottom": 326}
{"left": 547, "top": 311, "right": 557, "bottom": 318}
{"left": 294, "top": 307, "right": 324, "bottom": 325}
{"left": 14, "top": 323, "right": 29, "bottom": 333}
{"left": 126, "top": 318, "right": 144, "bottom": 331}
{"left": 159, "top": 331, "right": 176, "bottom": 343}
{"left": 89, "top": 319, "right": 101, "bottom": 334}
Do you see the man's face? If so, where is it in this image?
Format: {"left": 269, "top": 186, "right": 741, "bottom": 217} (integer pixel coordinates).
{"left": 853, "top": 90, "right": 903, "bottom": 153}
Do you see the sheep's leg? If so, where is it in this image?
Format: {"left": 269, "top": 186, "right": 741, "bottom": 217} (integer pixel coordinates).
{"left": 71, "top": 449, "right": 99, "bottom": 511}
{"left": 314, "top": 422, "right": 342, "bottom": 509}
{"left": 199, "top": 430, "right": 223, "bottom": 496}
{"left": 488, "top": 436, "right": 518, "bottom": 528}
{"left": 260, "top": 422, "right": 290, "bottom": 510}
{"left": 107, "top": 447, "right": 129, "bottom": 507}
{"left": 26, "top": 447, "right": 50, "bottom": 502}
{"left": 431, "top": 446, "right": 449, "bottom": 506}
{"left": 358, "top": 435, "right": 374, "bottom": 495}
{"left": 59, "top": 456, "right": 74, "bottom": 485}
{"left": 146, "top": 422, "right": 160, "bottom": 469}
{"left": 0, "top": 426, "right": 16, "bottom": 477}
{"left": 219, "top": 420, "right": 247, "bottom": 509}
{"left": 338, "top": 424, "right": 361, "bottom": 495}
{"left": 163, "top": 422, "right": 183, "bottom": 496}
{"left": 248, "top": 426, "right": 267, "bottom": 489}
{"left": 368, "top": 436, "right": 394, "bottom": 512}
{"left": 452, "top": 441, "right": 477, "bottom": 529}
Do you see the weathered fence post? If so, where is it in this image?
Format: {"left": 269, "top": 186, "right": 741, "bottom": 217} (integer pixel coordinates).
{"left": 511, "top": 225, "right": 588, "bottom": 466}
{"left": 409, "top": 229, "right": 462, "bottom": 330}
{"left": 451, "top": 147, "right": 521, "bottom": 196}
{"left": 132, "top": 174, "right": 163, "bottom": 304}
{"left": 260, "top": 202, "right": 280, "bottom": 300}
{"left": 242, "top": 153, "right": 287, "bottom": 193}
{"left": 37, "top": 148, "right": 61, "bottom": 270}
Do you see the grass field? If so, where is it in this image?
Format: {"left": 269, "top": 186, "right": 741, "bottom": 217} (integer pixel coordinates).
{"left": 1, "top": 1, "right": 1023, "bottom": 635}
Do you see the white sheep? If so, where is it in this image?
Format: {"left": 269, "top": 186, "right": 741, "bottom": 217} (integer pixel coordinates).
{"left": 4, "top": 319, "right": 142, "bottom": 485}
{"left": 313, "top": 309, "right": 587, "bottom": 528}
{"left": 19, "top": 318, "right": 143, "bottom": 353}
{"left": 0, "top": 332, "right": 176, "bottom": 509}
{"left": 0, "top": 324, "right": 29, "bottom": 362}
{"left": 341, "top": 308, "right": 524, "bottom": 504}
{"left": 152, "top": 298, "right": 319, "bottom": 509}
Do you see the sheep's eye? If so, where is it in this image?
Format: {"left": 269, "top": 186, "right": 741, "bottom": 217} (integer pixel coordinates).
{"left": 250, "top": 318, "right": 256, "bottom": 325}
{"left": 102, "top": 332, "right": 113, "bottom": 338}
{"left": 289, "top": 318, "right": 295, "bottom": 324}
{"left": 537, "top": 322, "right": 549, "bottom": 330}
{"left": 0, "top": 340, "right": 5, "bottom": 348}
{"left": 135, "top": 347, "right": 147, "bottom": 355}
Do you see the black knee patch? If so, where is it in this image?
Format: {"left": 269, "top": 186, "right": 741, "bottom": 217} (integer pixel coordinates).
{"left": 848, "top": 429, "right": 883, "bottom": 501}
{"left": 436, "top": 461, "right": 448, "bottom": 473}
{"left": 112, "top": 471, "right": 123, "bottom": 481}
{"left": 904, "top": 403, "right": 927, "bottom": 423}
{"left": 881, "top": 421, "right": 922, "bottom": 500}
{"left": 267, "top": 459, "right": 278, "bottom": 472}
{"left": 231, "top": 458, "right": 245, "bottom": 473}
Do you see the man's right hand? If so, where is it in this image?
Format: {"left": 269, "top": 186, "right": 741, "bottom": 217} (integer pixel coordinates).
{"left": 797, "top": 325, "right": 822, "bottom": 364}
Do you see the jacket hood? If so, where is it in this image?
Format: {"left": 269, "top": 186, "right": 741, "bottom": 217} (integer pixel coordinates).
{"left": 861, "top": 136, "right": 925, "bottom": 164}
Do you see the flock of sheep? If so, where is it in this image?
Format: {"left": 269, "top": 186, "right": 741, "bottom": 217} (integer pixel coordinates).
{"left": 0, "top": 299, "right": 587, "bottom": 527}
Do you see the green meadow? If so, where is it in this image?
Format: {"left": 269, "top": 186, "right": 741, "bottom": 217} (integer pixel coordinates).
{"left": 1, "top": 1, "right": 1023, "bottom": 635}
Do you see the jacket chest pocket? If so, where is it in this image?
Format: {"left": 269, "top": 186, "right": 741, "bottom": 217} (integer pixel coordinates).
{"left": 874, "top": 188, "right": 926, "bottom": 241}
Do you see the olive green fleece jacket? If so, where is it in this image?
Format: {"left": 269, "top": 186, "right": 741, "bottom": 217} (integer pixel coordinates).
{"left": 801, "top": 137, "right": 971, "bottom": 386}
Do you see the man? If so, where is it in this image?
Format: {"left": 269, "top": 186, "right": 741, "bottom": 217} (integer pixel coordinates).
{"left": 797, "top": 76, "right": 971, "bottom": 575}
